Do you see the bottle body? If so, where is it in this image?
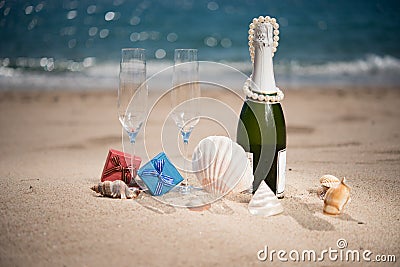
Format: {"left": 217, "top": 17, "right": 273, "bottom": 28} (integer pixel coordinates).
{"left": 237, "top": 98, "right": 286, "bottom": 197}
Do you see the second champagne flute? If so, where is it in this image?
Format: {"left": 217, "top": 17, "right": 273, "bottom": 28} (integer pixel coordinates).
{"left": 171, "top": 49, "right": 200, "bottom": 194}
{"left": 118, "top": 48, "right": 148, "bottom": 188}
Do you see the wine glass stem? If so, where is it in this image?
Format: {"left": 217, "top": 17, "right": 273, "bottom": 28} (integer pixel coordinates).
{"left": 183, "top": 139, "right": 189, "bottom": 187}
{"left": 130, "top": 140, "right": 136, "bottom": 186}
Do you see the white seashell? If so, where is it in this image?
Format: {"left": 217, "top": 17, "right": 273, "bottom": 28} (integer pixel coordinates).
{"left": 319, "top": 174, "right": 340, "bottom": 189}
{"left": 248, "top": 181, "right": 284, "bottom": 216}
{"left": 91, "top": 180, "right": 139, "bottom": 199}
{"left": 323, "top": 177, "right": 351, "bottom": 215}
{"left": 318, "top": 175, "right": 341, "bottom": 200}
{"left": 192, "top": 136, "right": 254, "bottom": 195}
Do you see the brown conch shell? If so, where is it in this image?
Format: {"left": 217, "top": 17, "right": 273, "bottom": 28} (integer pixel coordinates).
{"left": 323, "top": 177, "right": 351, "bottom": 215}
{"left": 318, "top": 174, "right": 341, "bottom": 200}
{"left": 91, "top": 180, "right": 139, "bottom": 199}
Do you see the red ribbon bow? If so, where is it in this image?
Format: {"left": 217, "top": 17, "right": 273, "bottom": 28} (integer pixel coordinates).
{"left": 103, "top": 156, "right": 131, "bottom": 184}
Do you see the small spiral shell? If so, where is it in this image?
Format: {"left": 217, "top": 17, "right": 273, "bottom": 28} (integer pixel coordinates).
{"left": 317, "top": 175, "right": 341, "bottom": 200}
{"left": 91, "top": 180, "right": 139, "bottom": 199}
{"left": 319, "top": 174, "right": 340, "bottom": 189}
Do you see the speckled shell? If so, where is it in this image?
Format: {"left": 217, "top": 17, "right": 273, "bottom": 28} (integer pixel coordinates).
{"left": 192, "top": 136, "right": 254, "bottom": 195}
{"left": 248, "top": 181, "right": 284, "bottom": 216}
{"left": 318, "top": 175, "right": 341, "bottom": 200}
{"left": 91, "top": 180, "right": 139, "bottom": 199}
{"left": 319, "top": 174, "right": 340, "bottom": 189}
{"left": 323, "top": 177, "right": 351, "bottom": 215}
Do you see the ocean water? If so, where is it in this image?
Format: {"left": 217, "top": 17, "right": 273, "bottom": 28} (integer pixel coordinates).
{"left": 0, "top": 0, "right": 400, "bottom": 90}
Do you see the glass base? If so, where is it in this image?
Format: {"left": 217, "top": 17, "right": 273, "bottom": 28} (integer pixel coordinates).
{"left": 153, "top": 185, "right": 212, "bottom": 208}
{"left": 133, "top": 176, "right": 148, "bottom": 190}
{"left": 179, "top": 184, "right": 192, "bottom": 195}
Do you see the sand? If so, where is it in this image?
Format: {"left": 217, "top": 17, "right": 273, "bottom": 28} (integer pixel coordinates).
{"left": 0, "top": 87, "right": 399, "bottom": 266}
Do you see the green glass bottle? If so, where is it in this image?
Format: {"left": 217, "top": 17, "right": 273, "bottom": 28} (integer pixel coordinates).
{"left": 236, "top": 16, "right": 286, "bottom": 198}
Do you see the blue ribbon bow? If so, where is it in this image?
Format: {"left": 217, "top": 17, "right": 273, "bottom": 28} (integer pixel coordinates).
{"left": 142, "top": 159, "right": 174, "bottom": 195}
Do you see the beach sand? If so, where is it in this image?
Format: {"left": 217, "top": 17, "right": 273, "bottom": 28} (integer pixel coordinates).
{"left": 0, "top": 87, "right": 399, "bottom": 266}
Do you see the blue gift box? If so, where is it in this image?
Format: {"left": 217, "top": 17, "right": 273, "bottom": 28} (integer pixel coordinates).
{"left": 137, "top": 152, "right": 183, "bottom": 196}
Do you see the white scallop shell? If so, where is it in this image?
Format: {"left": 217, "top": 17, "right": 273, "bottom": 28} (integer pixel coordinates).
{"left": 192, "top": 136, "right": 254, "bottom": 195}
{"left": 248, "top": 181, "right": 284, "bottom": 216}
{"left": 319, "top": 174, "right": 340, "bottom": 189}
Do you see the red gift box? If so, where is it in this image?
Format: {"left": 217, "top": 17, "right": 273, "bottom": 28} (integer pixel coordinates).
{"left": 101, "top": 149, "right": 142, "bottom": 186}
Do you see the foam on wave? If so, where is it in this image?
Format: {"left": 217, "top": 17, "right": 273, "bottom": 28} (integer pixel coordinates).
{"left": 0, "top": 55, "right": 399, "bottom": 90}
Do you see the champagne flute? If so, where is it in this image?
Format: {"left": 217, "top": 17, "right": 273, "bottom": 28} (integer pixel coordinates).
{"left": 118, "top": 48, "right": 148, "bottom": 188}
{"left": 171, "top": 49, "right": 200, "bottom": 194}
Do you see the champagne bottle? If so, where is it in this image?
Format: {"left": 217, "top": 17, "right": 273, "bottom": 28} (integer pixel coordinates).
{"left": 237, "top": 16, "right": 286, "bottom": 198}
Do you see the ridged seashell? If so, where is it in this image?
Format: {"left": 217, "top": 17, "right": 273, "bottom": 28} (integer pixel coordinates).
{"left": 248, "top": 181, "right": 284, "bottom": 216}
{"left": 318, "top": 174, "right": 341, "bottom": 200}
{"left": 91, "top": 180, "right": 139, "bottom": 199}
{"left": 323, "top": 177, "right": 351, "bottom": 215}
{"left": 192, "top": 136, "right": 254, "bottom": 195}
{"left": 319, "top": 174, "right": 340, "bottom": 189}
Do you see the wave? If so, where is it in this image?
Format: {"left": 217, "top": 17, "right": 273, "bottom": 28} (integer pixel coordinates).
{"left": 1, "top": 55, "right": 399, "bottom": 90}
{"left": 274, "top": 54, "right": 400, "bottom": 87}
{"left": 279, "top": 54, "right": 400, "bottom": 76}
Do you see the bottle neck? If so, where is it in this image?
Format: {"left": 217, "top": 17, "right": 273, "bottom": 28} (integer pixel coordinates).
{"left": 251, "top": 45, "right": 276, "bottom": 94}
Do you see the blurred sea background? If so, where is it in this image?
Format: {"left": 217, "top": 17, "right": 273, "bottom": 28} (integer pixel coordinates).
{"left": 0, "top": 0, "right": 399, "bottom": 90}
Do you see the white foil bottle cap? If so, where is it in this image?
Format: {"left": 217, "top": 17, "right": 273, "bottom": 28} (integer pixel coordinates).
{"left": 251, "top": 21, "right": 277, "bottom": 95}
